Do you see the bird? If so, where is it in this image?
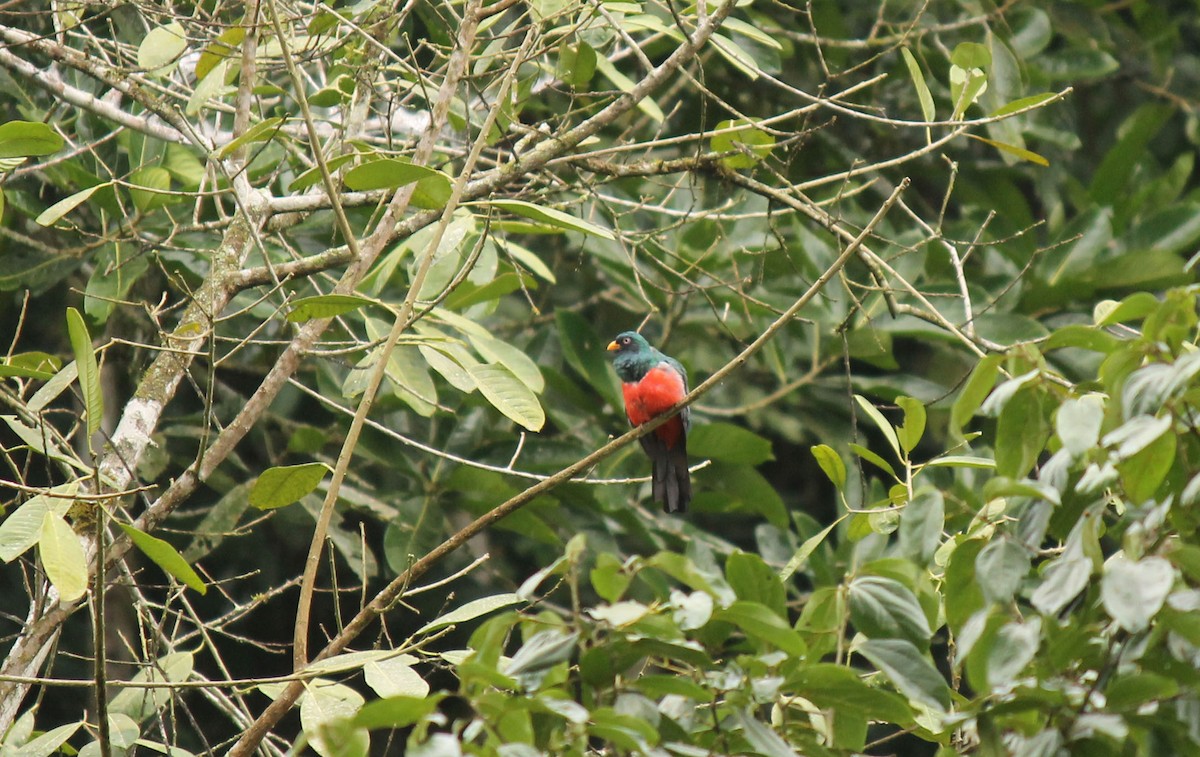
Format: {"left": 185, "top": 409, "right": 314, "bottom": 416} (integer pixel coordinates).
{"left": 607, "top": 331, "right": 692, "bottom": 513}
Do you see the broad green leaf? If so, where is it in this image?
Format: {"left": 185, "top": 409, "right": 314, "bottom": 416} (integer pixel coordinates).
{"left": 687, "top": 422, "right": 773, "bottom": 464}
{"left": 85, "top": 243, "right": 150, "bottom": 325}
{"left": 951, "top": 353, "right": 1003, "bottom": 430}
{"left": 922, "top": 455, "right": 994, "bottom": 469}
{"left": 990, "top": 92, "right": 1058, "bottom": 117}
{"left": 711, "top": 118, "right": 775, "bottom": 169}
{"left": 858, "top": 638, "right": 951, "bottom": 711}
{"left": 196, "top": 26, "right": 246, "bottom": 81}
{"left": 557, "top": 41, "right": 597, "bottom": 88}
{"left": 811, "top": 444, "right": 846, "bottom": 489}
{"left": 138, "top": 22, "right": 187, "bottom": 76}
{"left": 417, "top": 593, "right": 522, "bottom": 634}
{"left": 116, "top": 523, "right": 206, "bottom": 594}
{"left": 848, "top": 576, "right": 931, "bottom": 645}
{"left": 1101, "top": 555, "right": 1174, "bottom": 632}
{"left": 1090, "top": 104, "right": 1172, "bottom": 205}
{"left": 187, "top": 59, "right": 231, "bottom": 114}
{"left": 0, "top": 120, "right": 65, "bottom": 158}
{"left": 249, "top": 462, "right": 331, "bottom": 509}
{"left": 1105, "top": 673, "right": 1179, "bottom": 711}
{"left": 129, "top": 166, "right": 172, "bottom": 212}
{"left": 1056, "top": 394, "right": 1104, "bottom": 456}
{"left": 895, "top": 396, "right": 926, "bottom": 453}
{"left": 854, "top": 395, "right": 900, "bottom": 458}
{"left": 9, "top": 722, "right": 80, "bottom": 757}
{"left": 0, "top": 482, "right": 77, "bottom": 562}
{"left": 898, "top": 488, "right": 943, "bottom": 564}
{"left": 725, "top": 551, "right": 786, "bottom": 617}
{"left": 36, "top": 184, "right": 106, "bottom": 226}
{"left": 951, "top": 41, "right": 992, "bottom": 70}
{"left": 505, "top": 629, "right": 579, "bottom": 677}
{"left": 0, "top": 352, "right": 57, "bottom": 380}
{"left": 364, "top": 655, "right": 429, "bottom": 698}
{"left": 779, "top": 517, "right": 840, "bottom": 581}
{"left": 484, "top": 199, "right": 613, "bottom": 239}
{"left": 1030, "top": 556, "right": 1092, "bottom": 616}
{"left": 950, "top": 65, "right": 988, "bottom": 120}
{"left": 788, "top": 664, "right": 913, "bottom": 725}
{"left": 288, "top": 153, "right": 357, "bottom": 192}
{"left": 39, "top": 511, "right": 87, "bottom": 602}
{"left": 353, "top": 694, "right": 443, "bottom": 731}
{"left": 713, "top": 600, "right": 806, "bottom": 656}
{"left": 286, "top": 294, "right": 375, "bottom": 323}
{"left": 466, "top": 362, "right": 545, "bottom": 431}
{"left": 66, "top": 307, "right": 103, "bottom": 440}
{"left": 970, "top": 134, "right": 1050, "bottom": 166}
{"left": 215, "top": 117, "right": 285, "bottom": 159}
{"left": 986, "top": 617, "right": 1041, "bottom": 688}
{"left": 300, "top": 680, "right": 366, "bottom": 757}
{"left": 711, "top": 34, "right": 764, "bottom": 80}
{"left": 848, "top": 442, "right": 897, "bottom": 479}
{"left": 343, "top": 159, "right": 451, "bottom": 193}
{"left": 1102, "top": 414, "right": 1171, "bottom": 460}
{"left": 734, "top": 709, "right": 798, "bottom": 757}
{"left": 975, "top": 539, "right": 1030, "bottom": 604}
{"left": 901, "top": 48, "right": 935, "bottom": 122}
{"left": 994, "top": 386, "right": 1046, "bottom": 479}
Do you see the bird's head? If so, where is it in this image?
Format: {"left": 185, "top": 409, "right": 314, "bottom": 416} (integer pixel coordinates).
{"left": 607, "top": 331, "right": 651, "bottom": 356}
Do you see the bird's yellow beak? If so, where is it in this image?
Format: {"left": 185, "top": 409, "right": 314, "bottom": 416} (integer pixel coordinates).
{"left": 606, "top": 340, "right": 620, "bottom": 352}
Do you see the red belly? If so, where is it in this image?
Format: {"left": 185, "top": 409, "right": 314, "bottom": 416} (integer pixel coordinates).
{"left": 622, "top": 365, "right": 686, "bottom": 447}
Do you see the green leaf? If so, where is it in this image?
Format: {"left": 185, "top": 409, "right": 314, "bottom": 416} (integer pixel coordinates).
{"left": 39, "top": 511, "right": 88, "bottom": 602}
{"left": 1090, "top": 104, "right": 1172, "bottom": 205}
{"left": 353, "top": 695, "right": 443, "bottom": 730}
{"left": 0, "top": 483, "right": 77, "bottom": 562}
{"left": 66, "top": 307, "right": 103, "bottom": 441}
{"left": 994, "top": 386, "right": 1046, "bottom": 479}
{"left": 811, "top": 444, "right": 846, "bottom": 489}
{"left": 970, "top": 135, "right": 1050, "bottom": 166}
{"left": 975, "top": 538, "right": 1030, "bottom": 604}
{"left": 734, "top": 709, "right": 798, "bottom": 757}
{"left": 116, "top": 523, "right": 206, "bottom": 594}
{"left": 848, "top": 575, "right": 932, "bottom": 645}
{"left": 129, "top": 166, "right": 172, "bottom": 212}
{"left": 465, "top": 362, "right": 545, "bottom": 431}
{"left": 1056, "top": 394, "right": 1104, "bottom": 457}
{"left": 36, "top": 184, "right": 106, "bottom": 226}
{"left": 287, "top": 153, "right": 357, "bottom": 192}
{"left": 951, "top": 41, "right": 992, "bottom": 70}
{"left": 1030, "top": 556, "right": 1092, "bottom": 616}
{"left": 1095, "top": 292, "right": 1167, "bottom": 328}
{"left": 687, "top": 422, "right": 773, "bottom": 464}
{"left": 505, "top": 629, "right": 579, "bottom": 677}
{"left": 249, "top": 462, "right": 331, "bottom": 509}
{"left": 711, "top": 118, "right": 775, "bottom": 169}
{"left": 1105, "top": 673, "right": 1179, "bottom": 711}
{"left": 286, "top": 294, "right": 375, "bottom": 323}
{"left": 0, "top": 120, "right": 65, "bottom": 158}
{"left": 364, "top": 655, "right": 429, "bottom": 698}
{"left": 300, "top": 680, "right": 365, "bottom": 757}
{"left": 779, "top": 518, "right": 840, "bottom": 581}
{"left": 483, "top": 199, "right": 613, "bottom": 239}
{"left": 788, "top": 664, "right": 914, "bottom": 725}
{"left": 898, "top": 488, "right": 943, "bottom": 565}
{"left": 1101, "top": 555, "right": 1174, "bottom": 632}
{"left": 9, "top": 722, "right": 80, "bottom": 757}
{"left": 951, "top": 353, "right": 1003, "bottom": 430}
{"left": 725, "top": 551, "right": 786, "bottom": 618}
{"left": 713, "top": 600, "right": 806, "bottom": 656}
{"left": 110, "top": 652, "right": 194, "bottom": 721}
{"left": 895, "top": 396, "right": 926, "bottom": 453}
{"left": 215, "top": 117, "right": 285, "bottom": 159}
{"left": 848, "top": 442, "right": 897, "bottom": 479}
{"left": 949, "top": 64, "right": 988, "bottom": 120}
{"left": 138, "top": 22, "right": 188, "bottom": 76}
{"left": 855, "top": 395, "right": 900, "bottom": 458}
{"left": 858, "top": 638, "right": 951, "bottom": 711}
{"left": 986, "top": 617, "right": 1041, "bottom": 688}
{"left": 990, "top": 92, "right": 1058, "bottom": 117}
{"left": 417, "top": 593, "right": 522, "bottom": 634}
{"left": 557, "top": 41, "right": 597, "bottom": 88}
{"left": 900, "top": 48, "right": 934, "bottom": 122}
{"left": 342, "top": 159, "right": 452, "bottom": 193}
{"left": 196, "top": 26, "right": 245, "bottom": 81}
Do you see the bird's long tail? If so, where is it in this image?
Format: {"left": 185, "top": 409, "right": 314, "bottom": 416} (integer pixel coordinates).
{"left": 654, "top": 440, "right": 691, "bottom": 514}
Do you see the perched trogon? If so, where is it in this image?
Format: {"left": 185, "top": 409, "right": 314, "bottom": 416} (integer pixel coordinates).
{"left": 607, "top": 331, "right": 691, "bottom": 513}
